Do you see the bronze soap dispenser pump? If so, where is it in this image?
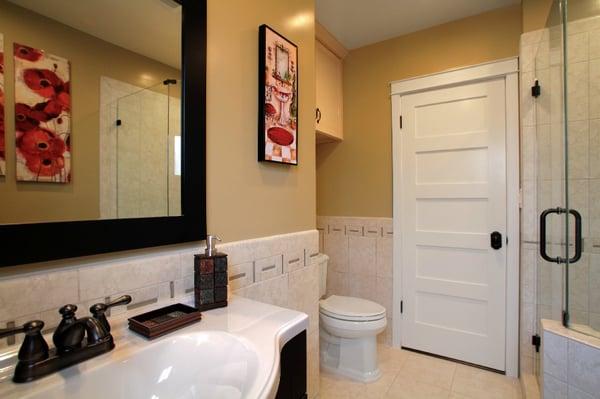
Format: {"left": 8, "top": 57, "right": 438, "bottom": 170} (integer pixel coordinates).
{"left": 194, "top": 235, "right": 228, "bottom": 311}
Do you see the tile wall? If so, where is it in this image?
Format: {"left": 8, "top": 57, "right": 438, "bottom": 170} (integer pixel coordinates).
{"left": 541, "top": 320, "right": 600, "bottom": 399}
{"left": 0, "top": 229, "right": 320, "bottom": 399}
{"left": 317, "top": 215, "right": 394, "bottom": 345}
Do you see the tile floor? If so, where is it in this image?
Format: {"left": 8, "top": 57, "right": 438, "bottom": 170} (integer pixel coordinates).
{"left": 319, "top": 345, "right": 522, "bottom": 399}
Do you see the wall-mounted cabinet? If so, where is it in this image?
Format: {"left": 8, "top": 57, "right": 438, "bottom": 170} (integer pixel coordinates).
{"left": 316, "top": 40, "right": 343, "bottom": 142}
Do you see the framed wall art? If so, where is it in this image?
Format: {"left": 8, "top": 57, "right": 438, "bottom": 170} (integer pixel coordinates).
{"left": 258, "top": 24, "right": 298, "bottom": 165}
{"left": 0, "top": 33, "right": 5, "bottom": 176}
{"left": 14, "top": 43, "right": 71, "bottom": 183}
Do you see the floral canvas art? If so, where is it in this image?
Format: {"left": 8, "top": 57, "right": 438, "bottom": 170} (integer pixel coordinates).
{"left": 0, "top": 34, "right": 5, "bottom": 176}
{"left": 14, "top": 43, "right": 71, "bottom": 183}
{"left": 258, "top": 25, "right": 298, "bottom": 165}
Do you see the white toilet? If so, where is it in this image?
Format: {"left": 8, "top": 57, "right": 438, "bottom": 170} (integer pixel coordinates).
{"left": 317, "top": 255, "right": 387, "bottom": 383}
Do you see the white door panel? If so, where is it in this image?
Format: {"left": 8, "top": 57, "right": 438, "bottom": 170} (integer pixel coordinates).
{"left": 400, "top": 78, "right": 507, "bottom": 371}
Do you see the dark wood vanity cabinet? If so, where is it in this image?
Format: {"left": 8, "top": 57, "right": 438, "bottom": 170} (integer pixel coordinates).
{"left": 276, "top": 330, "right": 307, "bottom": 399}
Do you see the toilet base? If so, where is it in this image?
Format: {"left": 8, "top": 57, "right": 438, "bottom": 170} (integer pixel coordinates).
{"left": 319, "top": 327, "right": 382, "bottom": 383}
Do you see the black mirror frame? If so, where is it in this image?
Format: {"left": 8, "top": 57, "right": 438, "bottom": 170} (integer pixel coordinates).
{"left": 0, "top": 0, "right": 207, "bottom": 267}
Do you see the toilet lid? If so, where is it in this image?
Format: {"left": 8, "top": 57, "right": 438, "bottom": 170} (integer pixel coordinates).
{"left": 319, "top": 295, "right": 386, "bottom": 321}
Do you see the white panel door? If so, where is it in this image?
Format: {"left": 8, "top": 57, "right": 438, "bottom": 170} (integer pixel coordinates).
{"left": 399, "top": 78, "right": 507, "bottom": 371}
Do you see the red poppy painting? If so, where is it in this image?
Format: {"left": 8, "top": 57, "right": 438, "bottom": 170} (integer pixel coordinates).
{"left": 14, "top": 43, "right": 70, "bottom": 183}
{"left": 0, "top": 33, "right": 5, "bottom": 176}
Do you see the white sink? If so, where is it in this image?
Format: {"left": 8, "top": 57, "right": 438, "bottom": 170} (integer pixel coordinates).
{"left": 24, "top": 331, "right": 259, "bottom": 399}
{"left": 0, "top": 296, "right": 308, "bottom": 399}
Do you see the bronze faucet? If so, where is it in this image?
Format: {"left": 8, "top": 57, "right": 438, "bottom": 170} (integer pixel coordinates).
{"left": 0, "top": 295, "right": 131, "bottom": 383}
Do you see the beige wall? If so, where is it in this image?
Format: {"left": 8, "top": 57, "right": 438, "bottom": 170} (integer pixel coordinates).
{"left": 206, "top": 0, "right": 316, "bottom": 242}
{"left": 1, "top": 0, "right": 316, "bottom": 242}
{"left": 0, "top": 0, "right": 180, "bottom": 223}
{"left": 522, "top": 0, "right": 553, "bottom": 32}
{"left": 522, "top": 0, "right": 600, "bottom": 32}
{"left": 316, "top": 5, "right": 521, "bottom": 217}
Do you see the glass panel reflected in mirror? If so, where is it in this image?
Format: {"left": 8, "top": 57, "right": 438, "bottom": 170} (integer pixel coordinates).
{"left": 0, "top": 0, "right": 182, "bottom": 224}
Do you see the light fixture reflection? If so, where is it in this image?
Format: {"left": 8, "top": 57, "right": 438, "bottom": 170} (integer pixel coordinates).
{"left": 157, "top": 366, "right": 173, "bottom": 384}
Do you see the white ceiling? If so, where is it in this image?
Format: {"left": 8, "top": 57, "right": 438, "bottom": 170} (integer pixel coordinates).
{"left": 8, "top": 0, "right": 181, "bottom": 69}
{"left": 316, "top": 0, "right": 520, "bottom": 49}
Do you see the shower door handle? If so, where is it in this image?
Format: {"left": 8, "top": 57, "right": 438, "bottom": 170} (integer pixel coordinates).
{"left": 569, "top": 209, "right": 582, "bottom": 264}
{"left": 540, "top": 207, "right": 564, "bottom": 264}
{"left": 540, "top": 207, "right": 583, "bottom": 264}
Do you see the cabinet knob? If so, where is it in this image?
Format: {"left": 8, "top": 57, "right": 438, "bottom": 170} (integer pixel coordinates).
{"left": 316, "top": 108, "right": 322, "bottom": 124}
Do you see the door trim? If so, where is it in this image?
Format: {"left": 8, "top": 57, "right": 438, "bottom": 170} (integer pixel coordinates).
{"left": 390, "top": 57, "right": 520, "bottom": 377}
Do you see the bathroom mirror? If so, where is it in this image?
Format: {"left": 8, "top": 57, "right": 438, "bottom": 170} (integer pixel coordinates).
{"left": 0, "top": 0, "right": 206, "bottom": 266}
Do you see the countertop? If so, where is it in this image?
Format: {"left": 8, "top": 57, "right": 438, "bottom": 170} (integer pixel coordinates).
{"left": 0, "top": 294, "right": 308, "bottom": 399}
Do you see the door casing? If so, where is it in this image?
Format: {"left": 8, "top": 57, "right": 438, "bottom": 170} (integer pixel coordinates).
{"left": 390, "top": 58, "right": 520, "bottom": 378}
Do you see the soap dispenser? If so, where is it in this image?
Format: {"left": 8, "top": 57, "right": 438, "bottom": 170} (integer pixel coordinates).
{"left": 194, "top": 235, "right": 228, "bottom": 311}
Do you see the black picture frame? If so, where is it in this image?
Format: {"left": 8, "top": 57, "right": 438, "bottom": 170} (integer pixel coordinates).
{"left": 0, "top": 0, "right": 207, "bottom": 267}
{"left": 258, "top": 24, "right": 299, "bottom": 165}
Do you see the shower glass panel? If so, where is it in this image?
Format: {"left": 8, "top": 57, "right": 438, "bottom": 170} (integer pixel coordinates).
{"left": 116, "top": 80, "right": 181, "bottom": 218}
{"left": 533, "top": 0, "right": 568, "bottom": 379}
{"left": 533, "top": 1, "right": 600, "bottom": 382}
{"left": 564, "top": 0, "right": 600, "bottom": 339}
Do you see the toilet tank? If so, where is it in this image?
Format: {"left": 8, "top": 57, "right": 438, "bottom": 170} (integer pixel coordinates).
{"left": 316, "top": 254, "right": 329, "bottom": 298}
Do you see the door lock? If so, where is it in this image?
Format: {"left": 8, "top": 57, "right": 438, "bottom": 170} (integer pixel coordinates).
{"left": 490, "top": 231, "right": 502, "bottom": 250}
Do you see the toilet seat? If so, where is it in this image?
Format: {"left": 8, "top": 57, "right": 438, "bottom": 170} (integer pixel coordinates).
{"left": 319, "top": 295, "right": 386, "bottom": 322}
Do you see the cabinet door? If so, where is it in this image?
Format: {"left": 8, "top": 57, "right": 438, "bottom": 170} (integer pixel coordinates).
{"left": 316, "top": 41, "right": 343, "bottom": 139}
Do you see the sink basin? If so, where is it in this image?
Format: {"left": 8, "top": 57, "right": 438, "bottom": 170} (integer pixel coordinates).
{"left": 23, "top": 331, "right": 259, "bottom": 399}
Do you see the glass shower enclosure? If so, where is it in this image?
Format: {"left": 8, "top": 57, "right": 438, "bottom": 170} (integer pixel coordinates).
{"left": 115, "top": 80, "right": 181, "bottom": 218}
{"left": 530, "top": 0, "right": 600, "bottom": 381}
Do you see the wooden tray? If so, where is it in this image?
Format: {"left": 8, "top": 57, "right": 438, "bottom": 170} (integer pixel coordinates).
{"left": 128, "top": 303, "right": 202, "bottom": 339}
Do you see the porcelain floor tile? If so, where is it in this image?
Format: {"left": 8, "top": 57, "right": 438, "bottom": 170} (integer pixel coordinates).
{"left": 399, "top": 351, "right": 457, "bottom": 390}
{"left": 451, "top": 364, "right": 522, "bottom": 399}
{"left": 385, "top": 374, "right": 451, "bottom": 399}
{"left": 320, "top": 346, "right": 523, "bottom": 399}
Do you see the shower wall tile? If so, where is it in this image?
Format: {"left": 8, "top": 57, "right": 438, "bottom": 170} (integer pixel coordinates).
{"left": 536, "top": 68, "right": 551, "bottom": 125}
{"left": 542, "top": 320, "right": 600, "bottom": 399}
{"left": 589, "top": 120, "right": 600, "bottom": 178}
{"left": 589, "top": 29, "right": 600, "bottom": 60}
{"left": 543, "top": 330, "right": 568, "bottom": 383}
{"left": 521, "top": 125, "right": 537, "bottom": 182}
{"left": 567, "top": 61, "right": 589, "bottom": 122}
{"left": 520, "top": 43, "right": 536, "bottom": 73}
{"left": 521, "top": 70, "right": 536, "bottom": 127}
{"left": 549, "top": 66, "right": 564, "bottom": 124}
{"left": 589, "top": 60, "right": 600, "bottom": 120}
{"left": 568, "top": 121, "right": 590, "bottom": 180}
{"left": 537, "top": 124, "right": 551, "bottom": 181}
{"left": 567, "top": 32, "right": 589, "bottom": 64}
{"left": 535, "top": 40, "right": 550, "bottom": 70}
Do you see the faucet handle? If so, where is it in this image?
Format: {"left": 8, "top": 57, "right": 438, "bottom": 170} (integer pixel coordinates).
{"left": 90, "top": 295, "right": 132, "bottom": 315}
{"left": 0, "top": 321, "right": 49, "bottom": 363}
{"left": 59, "top": 304, "right": 78, "bottom": 319}
{"left": 90, "top": 295, "right": 132, "bottom": 332}
{"left": 0, "top": 320, "right": 44, "bottom": 338}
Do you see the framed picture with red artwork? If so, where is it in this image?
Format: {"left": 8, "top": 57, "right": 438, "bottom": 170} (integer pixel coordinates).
{"left": 258, "top": 24, "right": 298, "bottom": 165}
{"left": 13, "top": 43, "right": 71, "bottom": 183}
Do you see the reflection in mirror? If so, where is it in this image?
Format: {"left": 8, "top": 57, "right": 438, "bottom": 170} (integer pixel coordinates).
{"left": 0, "top": 0, "right": 182, "bottom": 224}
